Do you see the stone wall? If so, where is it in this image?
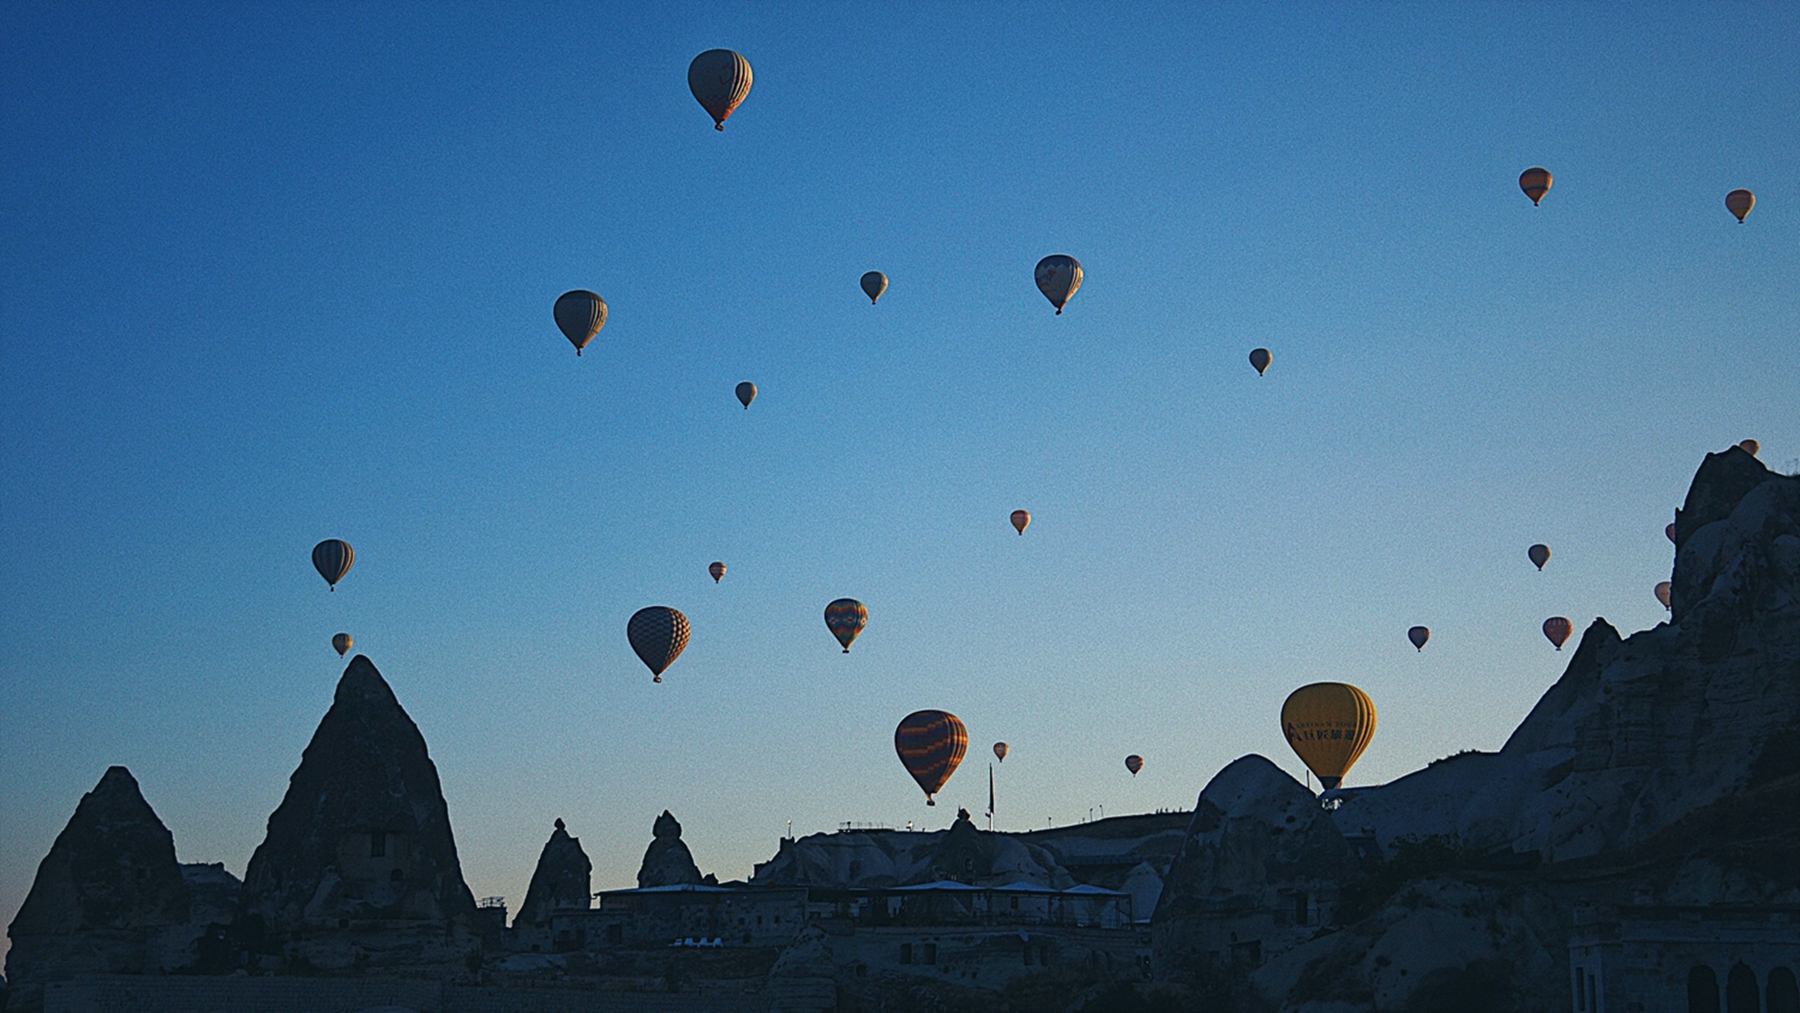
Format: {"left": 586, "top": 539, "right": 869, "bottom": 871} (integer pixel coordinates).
{"left": 40, "top": 975, "right": 768, "bottom": 1013}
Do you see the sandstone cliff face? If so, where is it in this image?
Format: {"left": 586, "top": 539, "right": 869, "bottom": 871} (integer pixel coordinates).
{"left": 636, "top": 811, "right": 704, "bottom": 889}
{"left": 236, "top": 655, "right": 478, "bottom": 972}
{"left": 514, "top": 820, "right": 591, "bottom": 927}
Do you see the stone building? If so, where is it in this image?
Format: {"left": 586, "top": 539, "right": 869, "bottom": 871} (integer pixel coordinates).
{"left": 1567, "top": 905, "right": 1800, "bottom": 1013}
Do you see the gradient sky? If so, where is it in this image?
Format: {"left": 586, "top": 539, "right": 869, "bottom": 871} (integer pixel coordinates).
{"left": 3, "top": 3, "right": 1796, "bottom": 961}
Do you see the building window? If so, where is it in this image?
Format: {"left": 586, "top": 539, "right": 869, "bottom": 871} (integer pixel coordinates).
{"left": 1690, "top": 965, "right": 1721, "bottom": 1013}
{"left": 389, "top": 868, "right": 403, "bottom": 882}
{"left": 1767, "top": 967, "right": 1798, "bottom": 1013}
{"left": 1588, "top": 972, "right": 1596, "bottom": 1013}
{"left": 1728, "top": 963, "right": 1760, "bottom": 1013}
{"left": 606, "top": 924, "right": 623, "bottom": 944}
{"left": 1011, "top": 897, "right": 1020, "bottom": 910}
{"left": 370, "top": 832, "right": 386, "bottom": 858}
{"left": 921, "top": 943, "right": 937, "bottom": 965}
{"left": 899, "top": 943, "right": 912, "bottom": 964}
{"left": 1293, "top": 893, "right": 1309, "bottom": 925}
{"left": 1575, "top": 966, "right": 1585, "bottom": 1010}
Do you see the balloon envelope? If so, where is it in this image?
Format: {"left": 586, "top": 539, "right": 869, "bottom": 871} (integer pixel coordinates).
{"left": 1281, "top": 683, "right": 1376, "bottom": 790}
{"left": 553, "top": 290, "right": 607, "bottom": 355}
{"left": 993, "top": 741, "right": 1008, "bottom": 762}
{"left": 1655, "top": 581, "right": 1672, "bottom": 609}
{"left": 1034, "top": 255, "right": 1082, "bottom": 314}
{"left": 1010, "top": 509, "right": 1031, "bottom": 535}
{"left": 312, "top": 540, "right": 354, "bottom": 590}
{"left": 736, "top": 381, "right": 757, "bottom": 409}
{"left": 860, "top": 271, "right": 888, "bottom": 305}
{"left": 1726, "top": 189, "right": 1755, "bottom": 223}
{"left": 709, "top": 561, "right": 726, "bottom": 583}
{"left": 1528, "top": 544, "right": 1551, "bottom": 570}
{"left": 825, "top": 598, "right": 868, "bottom": 653}
{"left": 688, "top": 49, "right": 752, "bottom": 130}
{"left": 1543, "top": 616, "right": 1573, "bottom": 651}
{"left": 1739, "top": 439, "right": 1759, "bottom": 456}
{"left": 628, "top": 606, "right": 690, "bottom": 682}
{"left": 1666, "top": 522, "right": 1677, "bottom": 544}
{"left": 1519, "top": 167, "right": 1552, "bottom": 205}
{"left": 895, "top": 710, "right": 967, "bottom": 804}
{"left": 332, "top": 633, "right": 352, "bottom": 657}
{"left": 1125, "top": 754, "right": 1144, "bottom": 776}
{"left": 1408, "top": 626, "right": 1430, "bottom": 652}
{"left": 1249, "top": 348, "right": 1271, "bottom": 376}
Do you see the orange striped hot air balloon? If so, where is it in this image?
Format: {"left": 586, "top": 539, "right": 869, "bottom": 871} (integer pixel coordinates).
{"left": 1249, "top": 348, "right": 1271, "bottom": 376}
{"left": 332, "top": 633, "right": 352, "bottom": 657}
{"left": 709, "top": 561, "right": 726, "bottom": 583}
{"left": 628, "top": 606, "right": 690, "bottom": 683}
{"left": 1543, "top": 616, "right": 1573, "bottom": 651}
{"left": 1124, "top": 754, "right": 1144, "bottom": 777}
{"left": 1408, "top": 626, "right": 1430, "bottom": 652}
{"left": 825, "top": 598, "right": 868, "bottom": 653}
{"left": 895, "top": 710, "right": 967, "bottom": 805}
{"left": 311, "top": 539, "right": 354, "bottom": 591}
{"left": 1281, "top": 683, "right": 1376, "bottom": 791}
{"left": 1654, "top": 581, "right": 1672, "bottom": 610}
{"left": 554, "top": 290, "right": 607, "bottom": 355}
{"left": 1726, "top": 189, "right": 1755, "bottom": 223}
{"left": 1011, "top": 509, "right": 1031, "bottom": 535}
{"left": 1034, "top": 255, "right": 1082, "bottom": 314}
{"left": 1519, "top": 167, "right": 1552, "bottom": 206}
{"left": 688, "top": 49, "right": 752, "bottom": 131}
{"left": 1529, "top": 544, "right": 1551, "bottom": 570}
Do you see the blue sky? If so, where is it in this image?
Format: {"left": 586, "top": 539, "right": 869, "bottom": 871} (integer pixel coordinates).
{"left": 3, "top": 3, "right": 1796, "bottom": 953}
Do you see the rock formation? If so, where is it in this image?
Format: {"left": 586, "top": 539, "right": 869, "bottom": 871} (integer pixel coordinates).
{"left": 235, "top": 655, "right": 479, "bottom": 972}
{"left": 636, "top": 811, "right": 704, "bottom": 888}
{"left": 514, "top": 819, "right": 592, "bottom": 927}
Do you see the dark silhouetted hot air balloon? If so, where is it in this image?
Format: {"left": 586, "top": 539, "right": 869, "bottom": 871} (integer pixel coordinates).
{"left": 1034, "top": 255, "right": 1082, "bottom": 314}
{"left": 1010, "top": 509, "right": 1030, "bottom": 535}
{"left": 825, "top": 598, "right": 868, "bottom": 653}
{"left": 554, "top": 290, "right": 607, "bottom": 355}
{"left": 1408, "top": 626, "right": 1430, "bottom": 652}
{"left": 1125, "top": 754, "right": 1144, "bottom": 777}
{"left": 1543, "top": 616, "right": 1572, "bottom": 651}
{"left": 1666, "top": 522, "right": 1677, "bottom": 544}
{"left": 1528, "top": 544, "right": 1551, "bottom": 570}
{"left": 332, "top": 633, "right": 352, "bottom": 657}
{"left": 895, "top": 710, "right": 967, "bottom": 805}
{"left": 628, "top": 606, "right": 690, "bottom": 683}
{"left": 1726, "top": 189, "right": 1755, "bottom": 223}
{"left": 1654, "top": 581, "right": 1672, "bottom": 610}
{"left": 1281, "top": 683, "right": 1376, "bottom": 791}
{"left": 1519, "top": 167, "right": 1552, "bottom": 206}
{"left": 736, "top": 381, "right": 757, "bottom": 409}
{"left": 1739, "top": 439, "right": 1759, "bottom": 456}
{"left": 709, "top": 562, "right": 726, "bottom": 583}
{"left": 688, "top": 49, "right": 752, "bottom": 131}
{"left": 860, "top": 271, "right": 888, "bottom": 305}
{"left": 1249, "top": 348, "right": 1271, "bottom": 376}
{"left": 993, "top": 741, "right": 1008, "bottom": 762}
{"left": 312, "top": 540, "right": 354, "bottom": 591}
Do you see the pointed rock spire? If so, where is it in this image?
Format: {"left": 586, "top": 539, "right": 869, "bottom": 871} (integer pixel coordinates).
{"left": 515, "top": 819, "right": 592, "bottom": 927}
{"left": 637, "top": 811, "right": 704, "bottom": 888}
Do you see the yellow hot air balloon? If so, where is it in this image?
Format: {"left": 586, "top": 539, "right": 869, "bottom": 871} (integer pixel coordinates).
{"left": 1725, "top": 189, "right": 1754, "bottom": 223}
{"left": 332, "top": 633, "right": 352, "bottom": 657}
{"left": 1519, "top": 167, "right": 1552, "bottom": 206}
{"left": 554, "top": 290, "right": 607, "bottom": 355}
{"left": 1249, "top": 348, "right": 1271, "bottom": 376}
{"left": 688, "top": 49, "right": 752, "bottom": 131}
{"left": 1034, "top": 255, "right": 1082, "bottom": 314}
{"left": 860, "top": 271, "right": 888, "bottom": 305}
{"left": 1281, "top": 683, "right": 1376, "bottom": 791}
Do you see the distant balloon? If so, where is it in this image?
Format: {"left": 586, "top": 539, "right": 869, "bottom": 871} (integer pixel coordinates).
{"left": 1249, "top": 348, "right": 1271, "bottom": 376}
{"left": 1543, "top": 616, "right": 1573, "bottom": 651}
{"left": 1010, "top": 509, "right": 1031, "bottom": 535}
{"left": 993, "top": 741, "right": 1008, "bottom": 762}
{"left": 311, "top": 539, "right": 354, "bottom": 591}
{"left": 332, "top": 633, "right": 352, "bottom": 657}
{"left": 895, "top": 710, "right": 967, "bottom": 805}
{"left": 1124, "top": 754, "right": 1144, "bottom": 777}
{"left": 1281, "top": 683, "right": 1377, "bottom": 791}
{"left": 1407, "top": 626, "right": 1430, "bottom": 652}
{"left": 1519, "top": 167, "right": 1552, "bottom": 206}
{"left": 860, "top": 271, "right": 888, "bottom": 305}
{"left": 1666, "top": 522, "right": 1677, "bottom": 544}
{"left": 1725, "top": 189, "right": 1755, "bottom": 223}
{"left": 688, "top": 49, "right": 752, "bottom": 131}
{"left": 1654, "top": 581, "right": 1672, "bottom": 610}
{"left": 709, "top": 561, "right": 726, "bottom": 584}
{"left": 628, "top": 606, "right": 690, "bottom": 683}
{"left": 736, "top": 381, "right": 757, "bottom": 409}
{"left": 1739, "top": 439, "right": 1759, "bottom": 456}
{"left": 825, "top": 598, "right": 868, "bottom": 653}
{"left": 553, "top": 290, "right": 607, "bottom": 356}
{"left": 1528, "top": 544, "right": 1551, "bottom": 570}
{"left": 1034, "top": 255, "right": 1083, "bottom": 315}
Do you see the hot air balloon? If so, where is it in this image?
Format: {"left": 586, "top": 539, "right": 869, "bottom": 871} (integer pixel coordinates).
{"left": 1726, "top": 189, "right": 1755, "bottom": 223}
{"left": 628, "top": 606, "right": 690, "bottom": 683}
{"left": 1528, "top": 544, "right": 1551, "bottom": 571}
{"left": 1408, "top": 626, "right": 1430, "bottom": 652}
{"left": 1543, "top": 616, "right": 1572, "bottom": 651}
{"left": 1034, "top": 255, "right": 1082, "bottom": 315}
{"left": 1654, "top": 581, "right": 1672, "bottom": 610}
{"left": 1519, "top": 167, "right": 1552, "bottom": 206}
{"left": 1281, "top": 683, "right": 1376, "bottom": 791}
{"left": 709, "top": 562, "right": 726, "bottom": 583}
{"left": 825, "top": 598, "right": 868, "bottom": 653}
{"left": 553, "top": 290, "right": 607, "bottom": 355}
{"left": 332, "top": 633, "right": 352, "bottom": 657}
{"left": 860, "top": 271, "right": 888, "bottom": 305}
{"left": 1010, "top": 510, "right": 1031, "bottom": 535}
{"left": 895, "top": 710, "right": 967, "bottom": 805}
{"left": 1666, "top": 522, "right": 1677, "bottom": 544}
{"left": 1125, "top": 754, "right": 1144, "bottom": 777}
{"left": 1739, "top": 439, "right": 1759, "bottom": 456}
{"left": 736, "top": 382, "right": 757, "bottom": 409}
{"left": 688, "top": 49, "right": 752, "bottom": 131}
{"left": 1249, "top": 348, "right": 1271, "bottom": 376}
{"left": 312, "top": 539, "right": 354, "bottom": 591}
{"left": 993, "top": 741, "right": 1008, "bottom": 762}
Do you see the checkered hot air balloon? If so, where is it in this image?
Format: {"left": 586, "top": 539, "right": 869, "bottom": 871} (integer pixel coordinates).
{"left": 628, "top": 606, "right": 690, "bottom": 683}
{"left": 895, "top": 710, "right": 967, "bottom": 806}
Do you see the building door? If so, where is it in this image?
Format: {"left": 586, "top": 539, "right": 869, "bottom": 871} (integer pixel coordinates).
{"left": 1728, "top": 963, "right": 1760, "bottom": 1013}
{"left": 1766, "top": 967, "right": 1798, "bottom": 1013}
{"left": 1690, "top": 966, "right": 1721, "bottom": 1013}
